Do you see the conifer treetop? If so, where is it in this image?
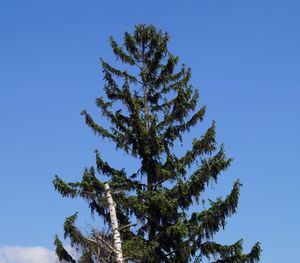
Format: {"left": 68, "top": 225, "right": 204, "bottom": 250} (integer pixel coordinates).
{"left": 53, "top": 24, "right": 261, "bottom": 263}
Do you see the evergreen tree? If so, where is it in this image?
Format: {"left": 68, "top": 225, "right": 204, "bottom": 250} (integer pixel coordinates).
{"left": 53, "top": 24, "right": 261, "bottom": 263}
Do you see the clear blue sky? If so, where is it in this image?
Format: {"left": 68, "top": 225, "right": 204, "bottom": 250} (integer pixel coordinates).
{"left": 0, "top": 1, "right": 299, "bottom": 262}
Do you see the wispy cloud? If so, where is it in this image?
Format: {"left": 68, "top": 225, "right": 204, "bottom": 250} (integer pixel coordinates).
{"left": 0, "top": 246, "right": 58, "bottom": 263}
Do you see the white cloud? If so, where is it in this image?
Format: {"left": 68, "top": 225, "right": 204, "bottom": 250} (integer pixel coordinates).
{"left": 0, "top": 246, "right": 58, "bottom": 263}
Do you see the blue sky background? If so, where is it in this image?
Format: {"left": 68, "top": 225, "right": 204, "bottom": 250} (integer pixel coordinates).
{"left": 0, "top": 1, "right": 299, "bottom": 262}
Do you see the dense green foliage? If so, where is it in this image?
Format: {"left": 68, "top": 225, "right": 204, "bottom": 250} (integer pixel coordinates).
{"left": 53, "top": 24, "right": 261, "bottom": 262}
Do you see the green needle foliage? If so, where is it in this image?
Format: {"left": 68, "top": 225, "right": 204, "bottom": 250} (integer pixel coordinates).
{"left": 53, "top": 24, "right": 261, "bottom": 263}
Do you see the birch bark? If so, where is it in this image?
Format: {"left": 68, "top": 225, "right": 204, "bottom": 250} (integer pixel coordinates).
{"left": 104, "top": 183, "right": 123, "bottom": 263}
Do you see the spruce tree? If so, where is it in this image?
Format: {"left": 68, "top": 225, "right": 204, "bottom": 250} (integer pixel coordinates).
{"left": 53, "top": 24, "right": 261, "bottom": 263}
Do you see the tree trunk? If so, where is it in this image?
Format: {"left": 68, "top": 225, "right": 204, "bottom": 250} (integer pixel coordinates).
{"left": 104, "top": 183, "right": 123, "bottom": 263}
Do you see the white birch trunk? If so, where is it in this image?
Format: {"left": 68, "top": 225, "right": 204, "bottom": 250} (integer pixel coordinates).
{"left": 104, "top": 183, "right": 124, "bottom": 263}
